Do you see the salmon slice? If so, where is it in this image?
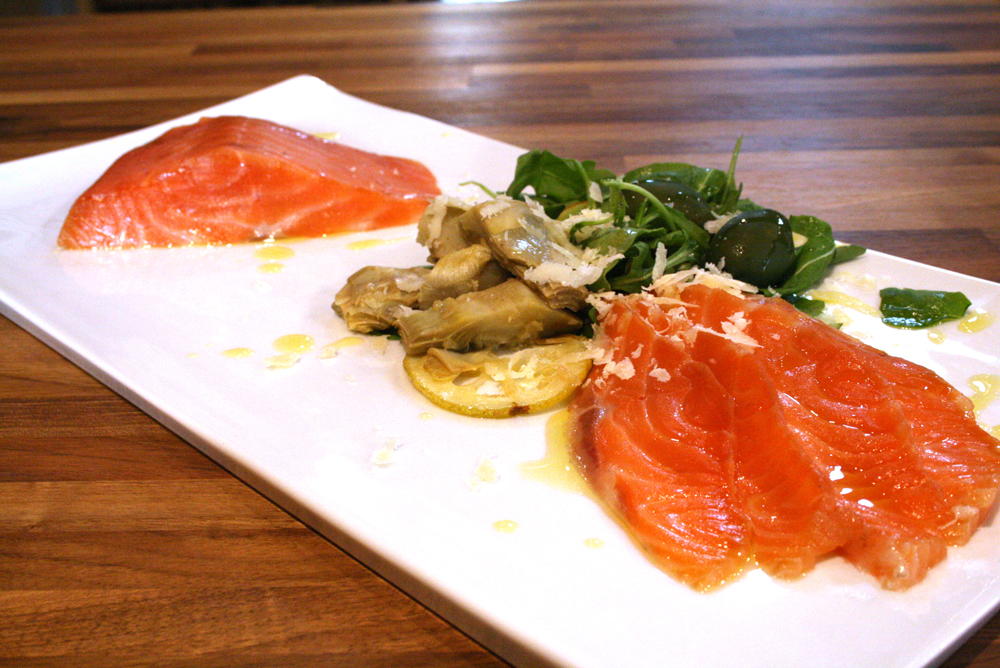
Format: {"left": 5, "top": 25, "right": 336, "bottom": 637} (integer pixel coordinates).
{"left": 847, "top": 331, "right": 1000, "bottom": 536}
{"left": 571, "top": 296, "right": 751, "bottom": 591}
{"left": 683, "top": 285, "right": 957, "bottom": 589}
{"left": 686, "top": 329, "right": 855, "bottom": 580}
{"left": 58, "top": 116, "right": 440, "bottom": 249}
{"left": 571, "top": 279, "right": 1000, "bottom": 590}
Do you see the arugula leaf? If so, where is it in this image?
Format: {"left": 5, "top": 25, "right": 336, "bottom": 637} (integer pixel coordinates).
{"left": 608, "top": 180, "right": 710, "bottom": 248}
{"left": 621, "top": 163, "right": 743, "bottom": 216}
{"left": 879, "top": 288, "right": 971, "bottom": 328}
{"left": 620, "top": 136, "right": 745, "bottom": 215}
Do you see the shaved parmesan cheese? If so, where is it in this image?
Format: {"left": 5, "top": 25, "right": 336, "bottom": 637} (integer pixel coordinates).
{"left": 650, "top": 368, "right": 671, "bottom": 382}
{"left": 650, "top": 242, "right": 668, "bottom": 281}
{"left": 479, "top": 199, "right": 512, "bottom": 219}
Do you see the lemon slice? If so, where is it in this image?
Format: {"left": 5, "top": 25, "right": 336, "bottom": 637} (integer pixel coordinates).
{"left": 403, "top": 338, "right": 593, "bottom": 418}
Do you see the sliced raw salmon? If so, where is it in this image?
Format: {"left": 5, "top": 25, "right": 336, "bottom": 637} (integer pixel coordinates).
{"left": 570, "top": 278, "right": 1000, "bottom": 590}
{"left": 58, "top": 116, "right": 440, "bottom": 249}
{"left": 877, "top": 354, "right": 1000, "bottom": 535}
{"left": 686, "top": 328, "right": 855, "bottom": 580}
{"left": 571, "top": 296, "right": 751, "bottom": 591}
{"left": 682, "top": 284, "right": 955, "bottom": 589}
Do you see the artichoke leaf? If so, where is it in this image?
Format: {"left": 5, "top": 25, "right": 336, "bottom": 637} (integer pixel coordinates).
{"left": 397, "top": 278, "right": 583, "bottom": 355}
{"left": 417, "top": 244, "right": 509, "bottom": 309}
{"left": 332, "top": 265, "right": 430, "bottom": 333}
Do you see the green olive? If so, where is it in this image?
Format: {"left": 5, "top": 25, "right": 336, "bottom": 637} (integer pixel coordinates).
{"left": 623, "top": 179, "right": 714, "bottom": 227}
{"left": 706, "top": 209, "right": 796, "bottom": 288}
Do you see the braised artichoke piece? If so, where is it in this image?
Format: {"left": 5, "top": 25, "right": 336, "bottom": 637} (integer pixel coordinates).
{"left": 416, "top": 196, "right": 475, "bottom": 261}
{"left": 403, "top": 337, "right": 594, "bottom": 418}
{"left": 417, "top": 244, "right": 510, "bottom": 309}
{"left": 462, "top": 199, "right": 602, "bottom": 311}
{"left": 333, "top": 265, "right": 430, "bottom": 333}
{"left": 397, "top": 278, "right": 582, "bottom": 355}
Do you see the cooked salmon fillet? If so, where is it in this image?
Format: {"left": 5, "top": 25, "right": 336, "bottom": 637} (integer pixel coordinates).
{"left": 569, "top": 279, "right": 1000, "bottom": 591}
{"left": 58, "top": 116, "right": 440, "bottom": 249}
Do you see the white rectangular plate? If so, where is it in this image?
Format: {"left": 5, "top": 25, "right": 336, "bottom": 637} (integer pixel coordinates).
{"left": 2, "top": 75, "right": 999, "bottom": 668}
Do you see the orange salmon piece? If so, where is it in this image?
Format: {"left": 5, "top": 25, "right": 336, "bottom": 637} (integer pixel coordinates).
{"left": 884, "top": 357, "right": 1000, "bottom": 534}
{"left": 685, "top": 285, "right": 955, "bottom": 589}
{"left": 570, "top": 296, "right": 751, "bottom": 591}
{"left": 571, "top": 283, "right": 1000, "bottom": 591}
{"left": 685, "top": 326, "right": 855, "bottom": 580}
{"left": 58, "top": 116, "right": 440, "bottom": 249}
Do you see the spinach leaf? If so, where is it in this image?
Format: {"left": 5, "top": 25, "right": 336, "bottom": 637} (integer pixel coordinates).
{"left": 505, "top": 150, "right": 614, "bottom": 217}
{"left": 832, "top": 243, "right": 866, "bottom": 266}
{"left": 879, "top": 288, "right": 971, "bottom": 328}
{"left": 770, "top": 215, "right": 837, "bottom": 297}
{"left": 786, "top": 295, "right": 826, "bottom": 318}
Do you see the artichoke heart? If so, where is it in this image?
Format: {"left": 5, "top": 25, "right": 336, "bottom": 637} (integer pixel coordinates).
{"left": 332, "top": 265, "right": 429, "bottom": 333}
{"left": 417, "top": 243, "right": 509, "bottom": 309}
{"left": 397, "top": 278, "right": 582, "bottom": 356}
{"left": 416, "top": 195, "right": 475, "bottom": 261}
{"left": 403, "top": 337, "right": 594, "bottom": 418}
{"left": 463, "top": 199, "right": 606, "bottom": 311}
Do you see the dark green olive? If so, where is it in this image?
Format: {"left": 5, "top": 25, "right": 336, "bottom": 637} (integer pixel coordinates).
{"left": 706, "top": 209, "right": 796, "bottom": 288}
{"left": 623, "top": 179, "right": 714, "bottom": 227}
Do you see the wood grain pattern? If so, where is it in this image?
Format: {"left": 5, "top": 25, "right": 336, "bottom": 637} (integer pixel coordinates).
{"left": 1, "top": 0, "right": 999, "bottom": 666}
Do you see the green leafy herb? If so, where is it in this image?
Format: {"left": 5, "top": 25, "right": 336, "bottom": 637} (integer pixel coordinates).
{"left": 607, "top": 180, "right": 710, "bottom": 248}
{"left": 769, "top": 215, "right": 839, "bottom": 297}
{"left": 620, "top": 137, "right": 745, "bottom": 215}
{"left": 786, "top": 295, "right": 826, "bottom": 317}
{"left": 878, "top": 288, "right": 971, "bottom": 328}
{"left": 502, "top": 142, "right": 865, "bottom": 303}
{"left": 505, "top": 150, "right": 613, "bottom": 217}
{"left": 832, "top": 243, "right": 866, "bottom": 266}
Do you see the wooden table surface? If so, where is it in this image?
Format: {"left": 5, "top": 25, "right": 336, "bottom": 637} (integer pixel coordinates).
{"left": 1, "top": 0, "right": 999, "bottom": 666}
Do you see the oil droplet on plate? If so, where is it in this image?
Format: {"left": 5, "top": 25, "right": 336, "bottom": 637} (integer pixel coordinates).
{"left": 492, "top": 520, "right": 518, "bottom": 534}
{"left": 265, "top": 353, "right": 300, "bottom": 369}
{"left": 584, "top": 538, "right": 604, "bottom": 549}
{"left": 959, "top": 309, "right": 994, "bottom": 334}
{"left": 470, "top": 457, "right": 500, "bottom": 488}
{"left": 347, "top": 238, "right": 388, "bottom": 251}
{"left": 805, "top": 289, "right": 880, "bottom": 318}
{"left": 518, "top": 409, "right": 590, "bottom": 496}
{"left": 969, "top": 374, "right": 1000, "bottom": 415}
{"left": 927, "top": 329, "right": 946, "bottom": 345}
{"left": 346, "top": 237, "right": 406, "bottom": 251}
{"left": 186, "top": 352, "right": 200, "bottom": 359}
{"left": 273, "top": 334, "right": 315, "bottom": 354}
{"left": 418, "top": 412, "right": 434, "bottom": 421}
{"left": 990, "top": 425, "right": 1000, "bottom": 439}
{"left": 254, "top": 245, "right": 295, "bottom": 261}
{"left": 222, "top": 347, "right": 254, "bottom": 359}
{"left": 318, "top": 336, "right": 365, "bottom": 358}
{"left": 258, "top": 261, "right": 285, "bottom": 274}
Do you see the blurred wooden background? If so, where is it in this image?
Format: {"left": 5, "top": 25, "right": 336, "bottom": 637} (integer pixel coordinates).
{"left": 1, "top": 0, "right": 420, "bottom": 17}
{"left": 2, "top": 0, "right": 999, "bottom": 666}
